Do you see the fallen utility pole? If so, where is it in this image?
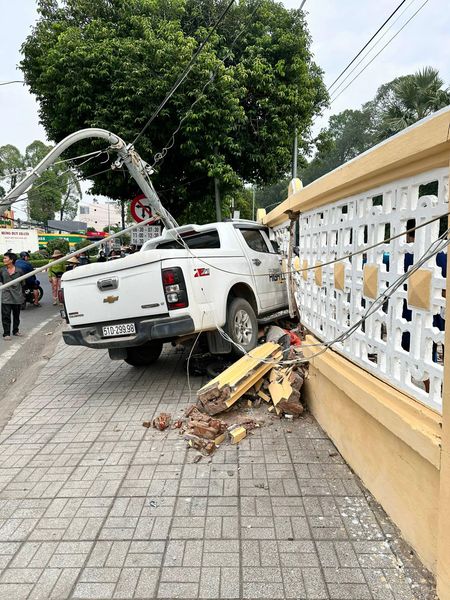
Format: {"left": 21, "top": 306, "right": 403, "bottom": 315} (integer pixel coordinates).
{"left": 0, "top": 127, "right": 179, "bottom": 293}
{"left": 0, "top": 127, "right": 178, "bottom": 230}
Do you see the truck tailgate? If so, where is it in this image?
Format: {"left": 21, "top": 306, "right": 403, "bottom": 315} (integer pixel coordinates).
{"left": 62, "top": 253, "right": 167, "bottom": 326}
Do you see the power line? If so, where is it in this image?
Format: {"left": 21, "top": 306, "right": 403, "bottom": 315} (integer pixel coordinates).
{"left": 151, "top": 0, "right": 263, "bottom": 169}
{"left": 132, "top": 0, "right": 236, "bottom": 147}
{"left": 327, "top": 0, "right": 409, "bottom": 93}
{"left": 0, "top": 80, "right": 24, "bottom": 86}
{"left": 329, "top": 0, "right": 418, "bottom": 100}
{"left": 153, "top": 208, "right": 448, "bottom": 278}
{"left": 330, "top": 0, "right": 431, "bottom": 105}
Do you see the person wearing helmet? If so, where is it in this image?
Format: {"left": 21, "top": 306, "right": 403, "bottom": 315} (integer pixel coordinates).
{"left": 15, "top": 252, "right": 40, "bottom": 307}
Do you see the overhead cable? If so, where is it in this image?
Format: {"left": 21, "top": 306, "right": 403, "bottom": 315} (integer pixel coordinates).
{"left": 329, "top": 0, "right": 418, "bottom": 99}
{"left": 158, "top": 209, "right": 449, "bottom": 278}
{"left": 330, "top": 0, "right": 430, "bottom": 105}
{"left": 327, "top": 0, "right": 409, "bottom": 93}
{"left": 132, "top": 0, "right": 236, "bottom": 147}
{"left": 0, "top": 80, "right": 24, "bottom": 86}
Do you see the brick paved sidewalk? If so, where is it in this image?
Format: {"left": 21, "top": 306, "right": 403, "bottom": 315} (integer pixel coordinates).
{"left": 0, "top": 344, "right": 436, "bottom": 599}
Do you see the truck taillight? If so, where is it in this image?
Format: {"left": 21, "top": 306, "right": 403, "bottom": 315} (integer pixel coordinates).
{"left": 161, "top": 267, "right": 188, "bottom": 310}
{"left": 58, "top": 289, "right": 64, "bottom": 304}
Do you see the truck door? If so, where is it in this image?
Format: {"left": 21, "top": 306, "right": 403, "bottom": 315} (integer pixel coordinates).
{"left": 237, "top": 227, "right": 287, "bottom": 312}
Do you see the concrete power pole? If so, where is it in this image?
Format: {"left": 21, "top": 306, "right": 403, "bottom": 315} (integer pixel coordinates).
{"left": 214, "top": 177, "right": 222, "bottom": 222}
{"left": 292, "top": 128, "right": 298, "bottom": 180}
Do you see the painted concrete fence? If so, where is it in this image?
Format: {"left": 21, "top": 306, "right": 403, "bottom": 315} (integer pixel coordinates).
{"left": 265, "top": 106, "right": 450, "bottom": 599}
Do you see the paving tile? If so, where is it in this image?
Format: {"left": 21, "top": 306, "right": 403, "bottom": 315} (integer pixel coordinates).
{"left": 0, "top": 344, "right": 436, "bottom": 600}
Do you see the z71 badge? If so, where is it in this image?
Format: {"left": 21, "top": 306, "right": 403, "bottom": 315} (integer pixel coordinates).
{"left": 194, "top": 268, "right": 210, "bottom": 278}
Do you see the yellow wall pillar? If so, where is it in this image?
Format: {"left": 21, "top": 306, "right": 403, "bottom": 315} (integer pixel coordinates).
{"left": 437, "top": 165, "right": 450, "bottom": 600}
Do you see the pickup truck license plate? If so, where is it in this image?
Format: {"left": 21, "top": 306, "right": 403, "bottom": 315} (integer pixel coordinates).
{"left": 102, "top": 323, "right": 136, "bottom": 337}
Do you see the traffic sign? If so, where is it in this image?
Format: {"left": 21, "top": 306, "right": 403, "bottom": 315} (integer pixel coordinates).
{"left": 130, "top": 194, "right": 159, "bottom": 224}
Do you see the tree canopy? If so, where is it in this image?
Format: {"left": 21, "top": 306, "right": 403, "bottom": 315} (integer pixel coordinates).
{"left": 20, "top": 0, "right": 327, "bottom": 222}
{"left": 0, "top": 140, "right": 81, "bottom": 223}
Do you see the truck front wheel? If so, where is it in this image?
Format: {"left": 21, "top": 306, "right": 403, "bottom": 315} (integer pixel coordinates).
{"left": 225, "top": 297, "right": 258, "bottom": 356}
{"left": 125, "top": 341, "right": 163, "bottom": 367}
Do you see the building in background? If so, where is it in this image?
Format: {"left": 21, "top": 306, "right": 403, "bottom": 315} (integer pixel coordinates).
{"left": 77, "top": 199, "right": 121, "bottom": 231}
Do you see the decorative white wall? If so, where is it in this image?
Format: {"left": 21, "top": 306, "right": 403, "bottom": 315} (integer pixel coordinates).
{"left": 276, "top": 167, "right": 449, "bottom": 412}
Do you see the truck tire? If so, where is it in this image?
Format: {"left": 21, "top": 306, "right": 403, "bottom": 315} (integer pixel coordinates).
{"left": 125, "top": 341, "right": 163, "bottom": 367}
{"left": 225, "top": 297, "right": 258, "bottom": 356}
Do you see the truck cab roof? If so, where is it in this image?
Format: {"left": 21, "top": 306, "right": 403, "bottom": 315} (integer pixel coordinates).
{"left": 141, "top": 220, "right": 267, "bottom": 252}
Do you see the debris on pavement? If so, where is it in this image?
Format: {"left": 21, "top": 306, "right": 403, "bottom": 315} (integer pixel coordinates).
{"left": 265, "top": 325, "right": 291, "bottom": 350}
{"left": 228, "top": 424, "right": 247, "bottom": 444}
{"left": 197, "top": 342, "right": 283, "bottom": 415}
{"left": 152, "top": 412, "right": 172, "bottom": 431}
{"left": 146, "top": 336, "right": 307, "bottom": 458}
{"left": 197, "top": 341, "right": 307, "bottom": 419}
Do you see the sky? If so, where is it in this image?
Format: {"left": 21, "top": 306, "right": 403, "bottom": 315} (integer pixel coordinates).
{"left": 0, "top": 0, "right": 449, "bottom": 214}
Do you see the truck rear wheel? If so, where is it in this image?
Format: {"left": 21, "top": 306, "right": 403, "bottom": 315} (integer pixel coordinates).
{"left": 225, "top": 297, "right": 258, "bottom": 356}
{"left": 125, "top": 341, "right": 163, "bottom": 367}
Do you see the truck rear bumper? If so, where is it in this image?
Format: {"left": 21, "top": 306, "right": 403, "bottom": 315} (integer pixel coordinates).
{"left": 62, "top": 315, "right": 195, "bottom": 349}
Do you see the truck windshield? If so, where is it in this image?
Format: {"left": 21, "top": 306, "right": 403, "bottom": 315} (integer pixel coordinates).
{"left": 155, "top": 230, "right": 221, "bottom": 250}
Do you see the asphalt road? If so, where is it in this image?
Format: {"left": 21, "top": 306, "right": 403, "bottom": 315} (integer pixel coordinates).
{"left": 0, "top": 276, "right": 66, "bottom": 431}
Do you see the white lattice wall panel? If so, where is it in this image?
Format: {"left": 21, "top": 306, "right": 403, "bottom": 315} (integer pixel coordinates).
{"left": 278, "top": 168, "right": 448, "bottom": 413}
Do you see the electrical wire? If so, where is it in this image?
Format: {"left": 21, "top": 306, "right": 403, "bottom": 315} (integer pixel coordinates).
{"left": 186, "top": 311, "right": 206, "bottom": 401}
{"left": 213, "top": 228, "right": 450, "bottom": 365}
{"left": 328, "top": 0, "right": 418, "bottom": 99}
{"left": 151, "top": 0, "right": 263, "bottom": 169}
{"left": 0, "top": 80, "right": 24, "bottom": 86}
{"left": 330, "top": 0, "right": 431, "bottom": 105}
{"left": 327, "top": 0, "right": 409, "bottom": 93}
{"left": 1, "top": 163, "right": 114, "bottom": 209}
{"left": 146, "top": 209, "right": 449, "bottom": 278}
{"left": 132, "top": 0, "right": 236, "bottom": 147}
{"left": 143, "top": 192, "right": 449, "bottom": 366}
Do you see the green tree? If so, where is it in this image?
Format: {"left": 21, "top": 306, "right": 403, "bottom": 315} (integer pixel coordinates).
{"left": 20, "top": 0, "right": 327, "bottom": 223}
{"left": 46, "top": 238, "right": 70, "bottom": 256}
{"left": 0, "top": 145, "right": 24, "bottom": 198}
{"left": 371, "top": 67, "right": 450, "bottom": 140}
{"left": 0, "top": 140, "right": 82, "bottom": 222}
{"left": 300, "top": 67, "right": 449, "bottom": 186}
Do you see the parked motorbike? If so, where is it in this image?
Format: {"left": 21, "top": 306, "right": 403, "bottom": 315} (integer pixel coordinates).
{"left": 22, "top": 280, "right": 44, "bottom": 309}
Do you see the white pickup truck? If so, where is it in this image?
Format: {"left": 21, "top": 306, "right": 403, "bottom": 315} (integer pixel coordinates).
{"left": 61, "top": 220, "right": 288, "bottom": 366}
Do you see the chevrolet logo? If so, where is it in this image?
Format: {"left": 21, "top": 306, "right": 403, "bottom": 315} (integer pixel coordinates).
{"left": 103, "top": 295, "right": 119, "bottom": 304}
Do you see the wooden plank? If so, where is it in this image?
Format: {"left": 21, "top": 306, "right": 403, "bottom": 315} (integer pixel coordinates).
{"left": 198, "top": 343, "right": 281, "bottom": 394}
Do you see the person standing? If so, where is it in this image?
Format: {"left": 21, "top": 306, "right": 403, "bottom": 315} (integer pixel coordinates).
{"left": 48, "top": 249, "right": 66, "bottom": 305}
{"left": 0, "top": 252, "right": 24, "bottom": 340}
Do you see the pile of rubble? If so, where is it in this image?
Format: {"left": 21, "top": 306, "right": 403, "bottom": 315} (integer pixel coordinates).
{"left": 144, "top": 340, "right": 307, "bottom": 457}
{"left": 197, "top": 342, "right": 305, "bottom": 418}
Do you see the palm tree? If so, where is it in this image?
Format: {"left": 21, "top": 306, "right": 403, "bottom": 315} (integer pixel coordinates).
{"left": 375, "top": 67, "right": 450, "bottom": 139}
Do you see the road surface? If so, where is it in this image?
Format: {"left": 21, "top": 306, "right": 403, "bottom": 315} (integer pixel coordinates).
{"left": 0, "top": 276, "right": 65, "bottom": 431}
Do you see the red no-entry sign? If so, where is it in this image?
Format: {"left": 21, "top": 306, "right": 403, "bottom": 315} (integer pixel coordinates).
{"left": 130, "top": 194, "right": 158, "bottom": 224}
